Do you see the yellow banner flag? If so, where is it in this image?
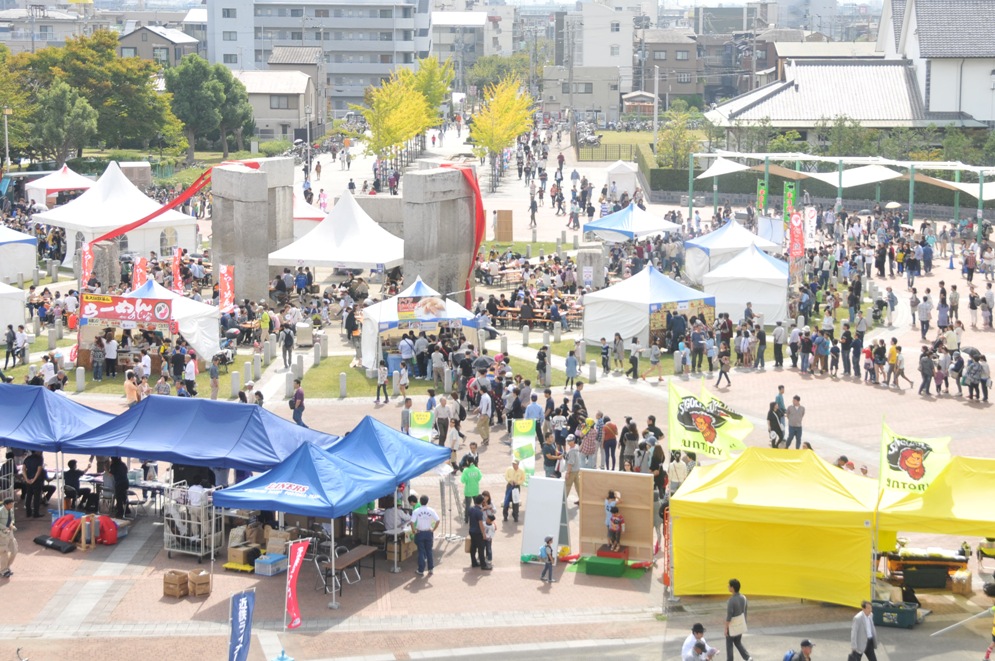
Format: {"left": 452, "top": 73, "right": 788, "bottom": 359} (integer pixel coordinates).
{"left": 879, "top": 422, "right": 951, "bottom": 493}
{"left": 667, "top": 380, "right": 751, "bottom": 459}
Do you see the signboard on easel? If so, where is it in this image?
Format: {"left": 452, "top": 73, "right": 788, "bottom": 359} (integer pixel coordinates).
{"left": 520, "top": 476, "right": 570, "bottom": 560}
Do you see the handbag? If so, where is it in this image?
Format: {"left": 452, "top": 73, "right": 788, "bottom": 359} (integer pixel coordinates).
{"left": 727, "top": 613, "right": 747, "bottom": 637}
{"left": 511, "top": 487, "right": 521, "bottom": 504}
{"left": 847, "top": 652, "right": 861, "bottom": 661}
{"left": 464, "top": 536, "right": 472, "bottom": 553}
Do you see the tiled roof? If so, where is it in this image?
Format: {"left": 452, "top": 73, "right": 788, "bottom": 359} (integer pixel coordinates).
{"left": 915, "top": 0, "right": 995, "bottom": 58}
{"left": 890, "top": 0, "right": 906, "bottom": 51}
{"left": 268, "top": 47, "right": 324, "bottom": 65}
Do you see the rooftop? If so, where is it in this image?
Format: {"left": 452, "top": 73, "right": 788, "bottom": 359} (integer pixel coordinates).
{"left": 182, "top": 8, "right": 207, "bottom": 24}
{"left": 268, "top": 46, "right": 324, "bottom": 65}
{"left": 121, "top": 25, "right": 198, "bottom": 45}
{"left": 773, "top": 42, "right": 882, "bottom": 59}
{"left": 233, "top": 70, "right": 311, "bottom": 96}
{"left": 640, "top": 28, "right": 696, "bottom": 45}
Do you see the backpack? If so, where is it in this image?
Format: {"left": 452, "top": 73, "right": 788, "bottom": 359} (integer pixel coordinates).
{"left": 457, "top": 401, "right": 467, "bottom": 422}
{"left": 282, "top": 329, "right": 294, "bottom": 349}
{"left": 782, "top": 651, "right": 796, "bottom": 661}
{"left": 539, "top": 544, "right": 549, "bottom": 560}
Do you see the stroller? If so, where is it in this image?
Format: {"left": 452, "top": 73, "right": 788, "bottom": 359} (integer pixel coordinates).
{"left": 214, "top": 329, "right": 240, "bottom": 373}
{"left": 871, "top": 298, "right": 887, "bottom": 324}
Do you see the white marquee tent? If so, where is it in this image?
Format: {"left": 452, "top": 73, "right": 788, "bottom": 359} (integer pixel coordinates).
{"left": 124, "top": 280, "right": 220, "bottom": 362}
{"left": 269, "top": 191, "right": 403, "bottom": 269}
{"left": 24, "top": 164, "right": 95, "bottom": 205}
{"left": 0, "top": 226, "right": 37, "bottom": 284}
{"left": 583, "top": 203, "right": 681, "bottom": 242}
{"left": 32, "top": 162, "right": 197, "bottom": 266}
{"left": 0, "top": 281, "right": 25, "bottom": 338}
{"left": 605, "top": 160, "right": 640, "bottom": 197}
{"left": 684, "top": 220, "right": 779, "bottom": 285}
{"left": 703, "top": 244, "right": 790, "bottom": 324}
{"left": 293, "top": 193, "right": 325, "bottom": 240}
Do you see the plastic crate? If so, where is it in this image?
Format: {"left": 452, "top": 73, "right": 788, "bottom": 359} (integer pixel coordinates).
{"left": 872, "top": 600, "right": 918, "bottom": 629}
{"left": 255, "top": 553, "right": 288, "bottom": 576}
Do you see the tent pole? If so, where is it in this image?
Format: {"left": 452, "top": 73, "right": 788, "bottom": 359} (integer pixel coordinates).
{"left": 836, "top": 159, "right": 843, "bottom": 209}
{"left": 328, "top": 522, "right": 340, "bottom": 609}
{"left": 763, "top": 157, "right": 770, "bottom": 215}
{"left": 908, "top": 165, "right": 916, "bottom": 225}
{"left": 390, "top": 486, "right": 401, "bottom": 573}
{"left": 953, "top": 170, "right": 960, "bottom": 225}
{"left": 978, "top": 171, "right": 985, "bottom": 245}
{"left": 687, "top": 153, "right": 695, "bottom": 224}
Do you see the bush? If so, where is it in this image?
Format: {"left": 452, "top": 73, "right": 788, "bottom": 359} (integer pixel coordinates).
{"left": 259, "top": 140, "right": 292, "bottom": 157}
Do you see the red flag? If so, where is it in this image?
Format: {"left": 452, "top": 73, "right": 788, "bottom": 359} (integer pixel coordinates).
{"left": 172, "top": 248, "right": 183, "bottom": 294}
{"left": 219, "top": 264, "right": 235, "bottom": 313}
{"left": 789, "top": 211, "right": 805, "bottom": 257}
{"left": 80, "top": 242, "right": 94, "bottom": 286}
{"left": 285, "top": 539, "right": 310, "bottom": 630}
{"left": 132, "top": 257, "right": 148, "bottom": 290}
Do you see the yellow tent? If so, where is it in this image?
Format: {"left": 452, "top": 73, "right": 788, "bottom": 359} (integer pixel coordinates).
{"left": 877, "top": 456, "right": 995, "bottom": 537}
{"left": 671, "top": 448, "right": 878, "bottom": 608}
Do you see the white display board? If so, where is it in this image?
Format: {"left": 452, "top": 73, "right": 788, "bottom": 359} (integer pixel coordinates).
{"left": 520, "top": 476, "right": 570, "bottom": 558}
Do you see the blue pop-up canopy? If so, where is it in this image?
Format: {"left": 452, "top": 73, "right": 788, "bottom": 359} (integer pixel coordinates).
{"left": 583, "top": 203, "right": 681, "bottom": 242}
{"left": 61, "top": 396, "right": 339, "bottom": 472}
{"left": 0, "top": 384, "right": 115, "bottom": 452}
{"left": 212, "top": 442, "right": 388, "bottom": 518}
{"left": 324, "top": 415, "right": 450, "bottom": 487}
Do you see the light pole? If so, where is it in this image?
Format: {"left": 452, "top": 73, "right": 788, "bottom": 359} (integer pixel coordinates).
{"left": 652, "top": 65, "right": 659, "bottom": 153}
{"left": 304, "top": 104, "right": 312, "bottom": 170}
{"left": 2, "top": 106, "right": 10, "bottom": 171}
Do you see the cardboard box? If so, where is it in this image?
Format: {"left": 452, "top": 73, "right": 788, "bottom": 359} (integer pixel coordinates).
{"left": 266, "top": 539, "right": 288, "bottom": 555}
{"left": 227, "top": 543, "right": 262, "bottom": 566}
{"left": 188, "top": 570, "right": 212, "bottom": 597}
{"left": 163, "top": 570, "right": 189, "bottom": 598}
{"left": 951, "top": 571, "right": 973, "bottom": 596}
{"left": 245, "top": 522, "right": 264, "bottom": 545}
{"left": 387, "top": 542, "right": 414, "bottom": 562}
{"left": 284, "top": 514, "right": 311, "bottom": 529}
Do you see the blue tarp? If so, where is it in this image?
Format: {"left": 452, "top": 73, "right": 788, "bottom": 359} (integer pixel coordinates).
{"left": 61, "top": 396, "right": 340, "bottom": 472}
{"left": 212, "top": 443, "right": 388, "bottom": 519}
{"left": 324, "top": 416, "right": 450, "bottom": 488}
{"left": 582, "top": 203, "right": 681, "bottom": 242}
{"left": 0, "top": 384, "right": 115, "bottom": 452}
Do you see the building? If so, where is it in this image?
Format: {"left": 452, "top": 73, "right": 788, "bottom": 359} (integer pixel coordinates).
{"left": 779, "top": 0, "right": 838, "bottom": 30}
{"left": 268, "top": 46, "right": 326, "bottom": 136}
{"left": 633, "top": 29, "right": 704, "bottom": 106}
{"left": 560, "top": 3, "right": 636, "bottom": 92}
{"left": 206, "top": 0, "right": 432, "bottom": 119}
{"left": 693, "top": 2, "right": 778, "bottom": 35}
{"left": 0, "top": 7, "right": 86, "bottom": 53}
{"left": 542, "top": 65, "right": 621, "bottom": 126}
{"left": 181, "top": 7, "right": 209, "bottom": 58}
{"left": 233, "top": 70, "right": 317, "bottom": 142}
{"left": 118, "top": 25, "right": 199, "bottom": 68}
{"left": 773, "top": 41, "right": 881, "bottom": 78}
{"left": 431, "top": 11, "right": 486, "bottom": 92}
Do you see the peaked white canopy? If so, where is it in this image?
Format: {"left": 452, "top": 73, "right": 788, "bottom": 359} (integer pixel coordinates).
{"left": 696, "top": 157, "right": 752, "bottom": 180}
{"left": 0, "top": 281, "right": 25, "bottom": 338}
{"left": 684, "top": 220, "right": 780, "bottom": 285}
{"left": 583, "top": 203, "right": 681, "bottom": 242}
{"left": 703, "top": 244, "right": 790, "bottom": 323}
{"left": 269, "top": 191, "right": 403, "bottom": 269}
{"left": 124, "top": 280, "right": 220, "bottom": 362}
{"left": 293, "top": 192, "right": 325, "bottom": 240}
{"left": 804, "top": 164, "right": 903, "bottom": 189}
{"left": 604, "top": 160, "right": 640, "bottom": 196}
{"left": 0, "top": 226, "right": 37, "bottom": 283}
{"left": 25, "top": 164, "right": 95, "bottom": 195}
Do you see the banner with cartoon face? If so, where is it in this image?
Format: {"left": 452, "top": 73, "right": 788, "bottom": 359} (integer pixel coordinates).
{"left": 880, "top": 423, "right": 951, "bottom": 493}
{"left": 668, "top": 380, "right": 752, "bottom": 459}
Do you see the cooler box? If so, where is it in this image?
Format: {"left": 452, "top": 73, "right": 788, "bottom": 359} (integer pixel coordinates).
{"left": 872, "top": 600, "right": 918, "bottom": 629}
{"left": 255, "top": 553, "right": 288, "bottom": 576}
{"left": 296, "top": 323, "right": 314, "bottom": 347}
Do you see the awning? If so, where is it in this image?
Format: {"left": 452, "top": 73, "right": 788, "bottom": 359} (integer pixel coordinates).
{"left": 805, "top": 164, "right": 904, "bottom": 189}
{"left": 748, "top": 163, "right": 811, "bottom": 180}
{"left": 696, "top": 157, "right": 752, "bottom": 180}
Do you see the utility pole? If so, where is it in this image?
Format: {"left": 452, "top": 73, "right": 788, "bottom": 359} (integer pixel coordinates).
{"left": 652, "top": 65, "right": 659, "bottom": 151}
{"left": 567, "top": 21, "right": 575, "bottom": 128}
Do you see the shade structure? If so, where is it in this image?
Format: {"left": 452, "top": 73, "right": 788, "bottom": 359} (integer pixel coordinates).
{"left": 32, "top": 162, "right": 197, "bottom": 266}
{"left": 604, "top": 160, "right": 639, "bottom": 197}
{"left": 123, "top": 280, "right": 220, "bottom": 362}
{"left": 324, "top": 415, "right": 450, "bottom": 488}
{"left": 695, "top": 157, "right": 751, "bottom": 180}
{"left": 268, "top": 190, "right": 403, "bottom": 269}
{"left": 0, "top": 383, "right": 115, "bottom": 452}
{"left": 877, "top": 456, "right": 995, "bottom": 537}
{"left": 61, "top": 396, "right": 340, "bottom": 472}
{"left": 702, "top": 244, "right": 789, "bottom": 323}
{"left": 212, "top": 442, "right": 392, "bottom": 519}
{"left": 672, "top": 448, "right": 877, "bottom": 608}
{"left": 583, "top": 203, "right": 681, "bottom": 242}
{"left": 582, "top": 265, "right": 715, "bottom": 347}
{"left": 804, "top": 164, "right": 903, "bottom": 189}
{"left": 683, "top": 220, "right": 779, "bottom": 285}
{"left": 0, "top": 225, "right": 38, "bottom": 284}
{"left": 361, "top": 277, "right": 479, "bottom": 369}
{"left": 293, "top": 192, "right": 325, "bottom": 240}
{"left": 0, "top": 281, "right": 25, "bottom": 337}
{"left": 24, "top": 164, "right": 95, "bottom": 198}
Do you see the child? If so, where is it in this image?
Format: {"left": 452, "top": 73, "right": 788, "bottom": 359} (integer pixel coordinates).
{"left": 565, "top": 350, "right": 578, "bottom": 391}
{"left": 400, "top": 397, "right": 412, "bottom": 435}
{"left": 375, "top": 359, "right": 389, "bottom": 403}
{"left": 539, "top": 535, "right": 556, "bottom": 583}
{"left": 608, "top": 505, "right": 625, "bottom": 552}
{"left": 604, "top": 490, "right": 620, "bottom": 533}
{"left": 399, "top": 360, "right": 409, "bottom": 398}
{"left": 862, "top": 346, "right": 875, "bottom": 383}
{"left": 483, "top": 514, "right": 496, "bottom": 562}
{"left": 600, "top": 338, "right": 610, "bottom": 376}
{"left": 829, "top": 339, "right": 840, "bottom": 377}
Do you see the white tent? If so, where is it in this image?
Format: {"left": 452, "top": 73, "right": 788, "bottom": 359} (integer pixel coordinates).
{"left": 124, "top": 280, "right": 220, "bottom": 362}
{"left": 695, "top": 157, "right": 751, "bottom": 180}
{"left": 269, "top": 191, "right": 403, "bottom": 269}
{"left": 0, "top": 281, "right": 25, "bottom": 336}
{"left": 804, "top": 164, "right": 903, "bottom": 189}
{"left": 583, "top": 265, "right": 715, "bottom": 347}
{"left": 293, "top": 193, "right": 325, "bottom": 240}
{"left": 0, "top": 226, "right": 37, "bottom": 284}
{"left": 756, "top": 216, "right": 785, "bottom": 245}
{"left": 605, "top": 160, "right": 640, "bottom": 198}
{"left": 32, "top": 162, "right": 197, "bottom": 266}
{"left": 684, "top": 220, "right": 779, "bottom": 285}
{"left": 582, "top": 203, "right": 681, "bottom": 242}
{"left": 703, "top": 244, "right": 789, "bottom": 324}
{"left": 361, "top": 277, "right": 478, "bottom": 369}
{"left": 24, "top": 164, "right": 95, "bottom": 205}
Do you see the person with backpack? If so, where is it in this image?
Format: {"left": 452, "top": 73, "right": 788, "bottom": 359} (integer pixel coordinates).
{"left": 280, "top": 325, "right": 295, "bottom": 368}
{"left": 784, "top": 639, "right": 814, "bottom": 661}
{"left": 539, "top": 535, "right": 556, "bottom": 583}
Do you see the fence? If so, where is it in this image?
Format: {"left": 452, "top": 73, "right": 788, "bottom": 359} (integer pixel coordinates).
{"left": 576, "top": 143, "right": 636, "bottom": 162}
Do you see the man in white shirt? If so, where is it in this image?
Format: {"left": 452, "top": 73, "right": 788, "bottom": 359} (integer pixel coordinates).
{"left": 183, "top": 354, "right": 197, "bottom": 396}
{"left": 409, "top": 495, "right": 439, "bottom": 575}
{"left": 850, "top": 600, "right": 878, "bottom": 660}
{"left": 104, "top": 336, "right": 119, "bottom": 377}
{"left": 682, "top": 623, "right": 718, "bottom": 660}
{"left": 475, "top": 390, "right": 492, "bottom": 445}
{"left": 63, "top": 292, "right": 78, "bottom": 315}
{"left": 38, "top": 355, "right": 55, "bottom": 383}
{"left": 137, "top": 349, "right": 152, "bottom": 380}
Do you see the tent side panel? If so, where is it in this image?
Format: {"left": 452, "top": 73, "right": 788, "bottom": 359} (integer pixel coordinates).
{"left": 583, "top": 300, "right": 650, "bottom": 346}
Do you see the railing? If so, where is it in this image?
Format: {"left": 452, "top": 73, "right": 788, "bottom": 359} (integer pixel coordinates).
{"left": 576, "top": 143, "right": 635, "bottom": 162}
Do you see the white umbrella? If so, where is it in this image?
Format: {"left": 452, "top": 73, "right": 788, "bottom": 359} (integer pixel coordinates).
{"left": 885, "top": 201, "right": 902, "bottom": 209}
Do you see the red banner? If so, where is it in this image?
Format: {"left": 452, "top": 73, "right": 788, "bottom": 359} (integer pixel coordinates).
{"left": 219, "top": 264, "right": 235, "bottom": 313}
{"left": 789, "top": 211, "right": 805, "bottom": 258}
{"left": 80, "top": 293, "right": 172, "bottom": 324}
{"left": 285, "top": 539, "right": 310, "bottom": 630}
{"left": 171, "top": 248, "right": 183, "bottom": 294}
{"left": 440, "top": 163, "right": 486, "bottom": 308}
{"left": 132, "top": 257, "right": 148, "bottom": 290}
{"left": 80, "top": 242, "right": 94, "bottom": 286}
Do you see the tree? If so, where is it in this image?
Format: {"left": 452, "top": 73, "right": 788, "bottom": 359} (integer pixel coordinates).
{"left": 400, "top": 57, "right": 454, "bottom": 121}
{"left": 941, "top": 127, "right": 977, "bottom": 164}
{"left": 982, "top": 130, "right": 995, "bottom": 167}
{"left": 32, "top": 80, "right": 98, "bottom": 165}
{"left": 813, "top": 115, "right": 874, "bottom": 157}
{"left": 353, "top": 72, "right": 433, "bottom": 185}
{"left": 768, "top": 129, "right": 808, "bottom": 154}
{"left": 0, "top": 45, "right": 32, "bottom": 166}
{"left": 470, "top": 76, "right": 533, "bottom": 191}
{"left": 655, "top": 99, "right": 699, "bottom": 169}
{"left": 467, "top": 53, "right": 530, "bottom": 92}
{"left": 212, "top": 64, "right": 253, "bottom": 156}
{"left": 165, "top": 54, "right": 225, "bottom": 163}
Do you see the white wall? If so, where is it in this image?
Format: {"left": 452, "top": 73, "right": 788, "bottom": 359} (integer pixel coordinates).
{"left": 578, "top": 4, "right": 635, "bottom": 93}
{"left": 207, "top": 0, "right": 256, "bottom": 69}
{"left": 929, "top": 58, "right": 995, "bottom": 122}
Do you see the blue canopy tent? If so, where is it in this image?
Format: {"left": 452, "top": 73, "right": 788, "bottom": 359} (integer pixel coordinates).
{"left": 583, "top": 203, "right": 681, "bottom": 243}
{"left": 324, "top": 416, "right": 450, "bottom": 488}
{"left": 61, "top": 397, "right": 340, "bottom": 472}
{"left": 0, "top": 384, "right": 114, "bottom": 452}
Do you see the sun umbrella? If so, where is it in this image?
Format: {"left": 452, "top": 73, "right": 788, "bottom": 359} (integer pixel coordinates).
{"left": 885, "top": 201, "right": 902, "bottom": 209}
{"left": 857, "top": 209, "right": 872, "bottom": 215}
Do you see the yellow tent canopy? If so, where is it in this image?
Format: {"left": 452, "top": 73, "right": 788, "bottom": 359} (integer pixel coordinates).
{"left": 672, "top": 448, "right": 877, "bottom": 608}
{"left": 877, "top": 456, "right": 995, "bottom": 537}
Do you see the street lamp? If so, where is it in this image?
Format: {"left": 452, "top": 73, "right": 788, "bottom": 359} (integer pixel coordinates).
{"left": 2, "top": 107, "right": 10, "bottom": 171}
{"left": 304, "top": 104, "right": 312, "bottom": 169}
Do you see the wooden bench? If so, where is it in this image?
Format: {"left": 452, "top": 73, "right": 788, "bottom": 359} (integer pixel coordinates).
{"left": 320, "top": 544, "right": 377, "bottom": 594}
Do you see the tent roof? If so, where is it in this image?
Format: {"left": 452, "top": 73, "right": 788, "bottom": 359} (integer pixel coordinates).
{"left": 0, "top": 225, "right": 36, "bottom": 246}
{"left": 293, "top": 193, "right": 325, "bottom": 221}
{"left": 748, "top": 163, "right": 812, "bottom": 181}
{"left": 877, "top": 456, "right": 995, "bottom": 536}
{"left": 672, "top": 448, "right": 878, "bottom": 527}
{"left": 585, "top": 265, "right": 715, "bottom": 306}
{"left": 606, "top": 160, "right": 638, "bottom": 175}
{"left": 269, "top": 190, "right": 403, "bottom": 269}
{"left": 124, "top": 280, "right": 220, "bottom": 361}
{"left": 696, "top": 157, "right": 752, "bottom": 180}
{"left": 24, "top": 164, "right": 95, "bottom": 194}
{"left": 212, "top": 442, "right": 393, "bottom": 518}
{"left": 364, "top": 277, "right": 479, "bottom": 328}
{"left": 685, "top": 220, "right": 779, "bottom": 255}
{"left": 582, "top": 203, "right": 681, "bottom": 241}
{"left": 0, "top": 384, "right": 114, "bottom": 452}
{"left": 804, "top": 164, "right": 904, "bottom": 189}
{"left": 61, "top": 396, "right": 340, "bottom": 472}
{"left": 702, "top": 244, "right": 788, "bottom": 284}
{"left": 31, "top": 162, "right": 194, "bottom": 233}
{"left": 324, "top": 415, "right": 450, "bottom": 487}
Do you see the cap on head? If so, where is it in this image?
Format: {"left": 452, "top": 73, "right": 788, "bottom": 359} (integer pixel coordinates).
{"left": 800, "top": 639, "right": 815, "bottom": 648}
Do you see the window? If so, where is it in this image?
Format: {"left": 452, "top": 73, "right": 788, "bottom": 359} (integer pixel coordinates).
{"left": 561, "top": 82, "right": 570, "bottom": 95}
{"left": 141, "top": 31, "right": 148, "bottom": 41}
{"left": 120, "top": 47, "right": 137, "bottom": 57}
{"left": 653, "top": 50, "right": 666, "bottom": 60}
{"left": 255, "top": 50, "right": 264, "bottom": 63}
{"left": 153, "top": 47, "right": 169, "bottom": 64}
{"left": 270, "top": 95, "right": 298, "bottom": 109}
{"left": 577, "top": 82, "right": 593, "bottom": 94}
{"left": 676, "top": 50, "right": 689, "bottom": 60}
{"left": 610, "top": 44, "right": 619, "bottom": 56}
{"left": 315, "top": 9, "right": 329, "bottom": 17}
{"left": 610, "top": 21, "right": 620, "bottom": 32}
{"left": 610, "top": 83, "right": 619, "bottom": 91}
{"left": 676, "top": 72, "right": 691, "bottom": 84}
{"left": 223, "top": 53, "right": 238, "bottom": 64}
{"left": 380, "top": 9, "right": 393, "bottom": 18}
{"left": 223, "top": 31, "right": 237, "bottom": 41}
{"left": 290, "top": 8, "right": 303, "bottom": 17}
{"left": 380, "top": 31, "right": 393, "bottom": 41}
{"left": 290, "top": 31, "right": 302, "bottom": 41}
{"left": 222, "top": 8, "right": 236, "bottom": 18}
{"left": 379, "top": 54, "right": 394, "bottom": 63}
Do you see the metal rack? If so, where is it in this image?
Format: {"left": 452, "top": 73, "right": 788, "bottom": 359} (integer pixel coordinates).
{"left": 163, "top": 481, "right": 223, "bottom": 563}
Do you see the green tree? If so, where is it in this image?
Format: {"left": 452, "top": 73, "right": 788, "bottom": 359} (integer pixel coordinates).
{"left": 768, "top": 129, "right": 808, "bottom": 154}
{"left": 467, "top": 53, "right": 531, "bottom": 92}
{"left": 982, "top": 130, "right": 995, "bottom": 167}
{"left": 655, "top": 99, "right": 699, "bottom": 169}
{"left": 402, "top": 57, "right": 455, "bottom": 121}
{"left": 0, "top": 45, "right": 32, "bottom": 166}
{"left": 941, "top": 127, "right": 977, "bottom": 164}
{"left": 813, "top": 115, "right": 874, "bottom": 157}
{"left": 353, "top": 73, "right": 433, "bottom": 185}
{"left": 165, "top": 54, "right": 225, "bottom": 164}
{"left": 470, "top": 77, "right": 533, "bottom": 191}
{"left": 32, "top": 79, "right": 98, "bottom": 165}
{"left": 212, "top": 64, "right": 253, "bottom": 157}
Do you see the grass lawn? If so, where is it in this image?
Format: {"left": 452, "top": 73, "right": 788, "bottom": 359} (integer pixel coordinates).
{"left": 8, "top": 273, "right": 63, "bottom": 289}
{"left": 598, "top": 131, "right": 655, "bottom": 146}
{"left": 28, "top": 333, "right": 77, "bottom": 353}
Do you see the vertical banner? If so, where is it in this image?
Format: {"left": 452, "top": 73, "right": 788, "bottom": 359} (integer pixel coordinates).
{"left": 219, "top": 264, "right": 235, "bottom": 313}
{"left": 880, "top": 423, "right": 952, "bottom": 493}
{"left": 803, "top": 206, "right": 817, "bottom": 247}
{"left": 285, "top": 538, "right": 310, "bottom": 630}
{"left": 756, "top": 180, "right": 767, "bottom": 213}
{"left": 511, "top": 419, "right": 537, "bottom": 479}
{"left": 408, "top": 410, "right": 435, "bottom": 442}
{"left": 789, "top": 211, "right": 805, "bottom": 258}
{"left": 80, "top": 242, "right": 94, "bottom": 286}
{"left": 782, "top": 182, "right": 796, "bottom": 227}
{"left": 171, "top": 248, "right": 183, "bottom": 294}
{"left": 228, "top": 590, "right": 256, "bottom": 661}
{"left": 132, "top": 257, "right": 148, "bottom": 290}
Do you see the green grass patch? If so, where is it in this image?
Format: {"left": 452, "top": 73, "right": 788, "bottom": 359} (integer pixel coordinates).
{"left": 598, "top": 131, "right": 655, "bottom": 146}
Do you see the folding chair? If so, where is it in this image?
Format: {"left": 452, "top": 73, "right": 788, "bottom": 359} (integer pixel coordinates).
{"left": 335, "top": 545, "right": 361, "bottom": 585}
{"left": 127, "top": 490, "right": 148, "bottom": 519}
{"left": 367, "top": 519, "right": 387, "bottom": 552}
{"left": 314, "top": 554, "right": 340, "bottom": 595}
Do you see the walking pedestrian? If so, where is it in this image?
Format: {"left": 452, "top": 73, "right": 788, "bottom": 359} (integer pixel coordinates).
{"left": 724, "top": 578, "right": 752, "bottom": 661}
{"left": 291, "top": 378, "right": 308, "bottom": 427}
{"left": 0, "top": 497, "right": 16, "bottom": 578}
{"left": 785, "top": 395, "right": 805, "bottom": 449}
{"left": 467, "top": 495, "right": 491, "bottom": 570}
{"left": 715, "top": 342, "right": 731, "bottom": 388}
{"left": 850, "top": 600, "right": 879, "bottom": 661}
{"left": 539, "top": 535, "right": 556, "bottom": 583}
{"left": 410, "top": 495, "right": 439, "bottom": 576}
